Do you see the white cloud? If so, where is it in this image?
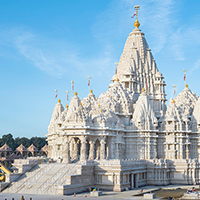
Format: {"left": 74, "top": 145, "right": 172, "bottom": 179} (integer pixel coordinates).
{"left": 169, "top": 27, "right": 200, "bottom": 61}
{"left": 0, "top": 28, "right": 115, "bottom": 78}
{"left": 189, "top": 58, "right": 200, "bottom": 75}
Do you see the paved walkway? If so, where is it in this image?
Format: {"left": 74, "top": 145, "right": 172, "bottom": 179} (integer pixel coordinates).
{"left": 0, "top": 184, "right": 198, "bottom": 200}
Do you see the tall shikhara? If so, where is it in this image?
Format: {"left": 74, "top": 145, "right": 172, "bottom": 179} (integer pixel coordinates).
{"left": 111, "top": 16, "right": 166, "bottom": 117}
{"left": 47, "top": 7, "right": 200, "bottom": 188}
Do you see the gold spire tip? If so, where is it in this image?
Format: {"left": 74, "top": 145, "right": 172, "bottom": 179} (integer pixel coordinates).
{"left": 142, "top": 88, "right": 145, "bottom": 92}
{"left": 172, "top": 99, "right": 175, "bottom": 104}
{"left": 74, "top": 91, "right": 78, "bottom": 96}
{"left": 90, "top": 89, "right": 93, "bottom": 93}
{"left": 58, "top": 99, "right": 61, "bottom": 103}
{"left": 65, "top": 104, "right": 68, "bottom": 108}
{"left": 100, "top": 109, "right": 102, "bottom": 113}
{"left": 98, "top": 104, "right": 100, "bottom": 107}
{"left": 134, "top": 19, "right": 140, "bottom": 28}
{"left": 185, "top": 84, "right": 188, "bottom": 88}
{"left": 116, "top": 78, "right": 119, "bottom": 82}
{"left": 80, "top": 102, "right": 82, "bottom": 106}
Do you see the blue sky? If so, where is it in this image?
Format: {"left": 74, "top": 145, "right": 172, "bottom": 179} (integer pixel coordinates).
{"left": 0, "top": 0, "right": 200, "bottom": 138}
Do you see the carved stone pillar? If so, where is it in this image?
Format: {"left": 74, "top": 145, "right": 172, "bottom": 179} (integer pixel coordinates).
{"left": 186, "top": 144, "right": 189, "bottom": 159}
{"left": 80, "top": 137, "right": 87, "bottom": 161}
{"left": 115, "top": 143, "right": 119, "bottom": 159}
{"left": 106, "top": 142, "right": 109, "bottom": 159}
{"left": 74, "top": 140, "right": 79, "bottom": 159}
{"left": 131, "top": 173, "right": 134, "bottom": 188}
{"left": 89, "top": 141, "right": 95, "bottom": 160}
{"left": 100, "top": 139, "right": 106, "bottom": 160}
{"left": 62, "top": 138, "right": 70, "bottom": 163}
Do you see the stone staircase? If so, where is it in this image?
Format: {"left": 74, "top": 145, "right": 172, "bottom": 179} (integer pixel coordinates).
{"left": 3, "top": 163, "right": 77, "bottom": 195}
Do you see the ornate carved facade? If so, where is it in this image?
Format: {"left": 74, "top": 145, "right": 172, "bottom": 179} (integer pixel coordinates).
{"left": 47, "top": 14, "right": 200, "bottom": 188}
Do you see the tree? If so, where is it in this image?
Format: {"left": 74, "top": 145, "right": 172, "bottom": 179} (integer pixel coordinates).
{"left": 30, "top": 137, "right": 47, "bottom": 150}
{"left": 0, "top": 133, "right": 47, "bottom": 151}
{"left": 19, "top": 137, "right": 31, "bottom": 148}
{"left": 2, "top": 133, "right": 15, "bottom": 150}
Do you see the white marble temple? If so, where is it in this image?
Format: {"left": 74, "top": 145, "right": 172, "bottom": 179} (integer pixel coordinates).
{"left": 46, "top": 17, "right": 200, "bottom": 190}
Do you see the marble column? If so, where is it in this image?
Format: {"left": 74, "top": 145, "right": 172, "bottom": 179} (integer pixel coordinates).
{"left": 186, "top": 144, "right": 189, "bottom": 159}
{"left": 62, "top": 139, "right": 70, "bottom": 163}
{"left": 106, "top": 142, "right": 109, "bottom": 159}
{"left": 80, "top": 137, "right": 87, "bottom": 161}
{"left": 89, "top": 141, "right": 95, "bottom": 160}
{"left": 100, "top": 139, "right": 106, "bottom": 160}
{"left": 74, "top": 140, "right": 79, "bottom": 159}
{"left": 115, "top": 143, "right": 119, "bottom": 159}
{"left": 131, "top": 173, "right": 134, "bottom": 188}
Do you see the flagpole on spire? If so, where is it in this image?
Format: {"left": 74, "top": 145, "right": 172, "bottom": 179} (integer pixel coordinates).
{"left": 66, "top": 90, "right": 69, "bottom": 106}
{"left": 55, "top": 89, "right": 57, "bottom": 105}
{"left": 183, "top": 69, "right": 187, "bottom": 86}
{"left": 132, "top": 5, "right": 140, "bottom": 28}
{"left": 87, "top": 76, "right": 91, "bottom": 93}
{"left": 71, "top": 81, "right": 74, "bottom": 99}
{"left": 115, "top": 63, "right": 118, "bottom": 75}
{"left": 173, "top": 84, "right": 176, "bottom": 99}
{"left": 134, "top": 5, "right": 140, "bottom": 20}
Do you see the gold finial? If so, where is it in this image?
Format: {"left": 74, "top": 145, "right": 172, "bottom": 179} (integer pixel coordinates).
{"left": 116, "top": 78, "right": 119, "bottom": 82}
{"left": 134, "top": 19, "right": 140, "bottom": 28}
{"left": 58, "top": 99, "right": 61, "bottom": 103}
{"left": 172, "top": 99, "right": 175, "bottom": 104}
{"left": 100, "top": 109, "right": 102, "bottom": 113}
{"left": 108, "top": 95, "right": 110, "bottom": 97}
{"left": 98, "top": 104, "right": 100, "bottom": 107}
{"left": 142, "top": 88, "right": 145, "bottom": 92}
{"left": 80, "top": 102, "right": 82, "bottom": 106}
{"left": 90, "top": 89, "right": 93, "bottom": 93}
{"left": 74, "top": 91, "right": 78, "bottom": 96}
{"left": 185, "top": 84, "right": 188, "bottom": 88}
{"left": 65, "top": 104, "right": 68, "bottom": 108}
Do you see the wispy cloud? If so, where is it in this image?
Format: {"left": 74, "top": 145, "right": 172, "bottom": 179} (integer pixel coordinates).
{"left": 0, "top": 28, "right": 115, "bottom": 78}
{"left": 169, "top": 27, "right": 200, "bottom": 60}
{"left": 139, "top": 0, "right": 175, "bottom": 54}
